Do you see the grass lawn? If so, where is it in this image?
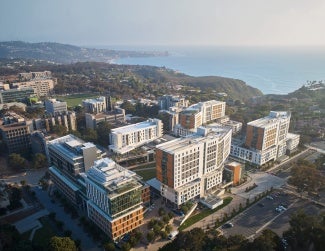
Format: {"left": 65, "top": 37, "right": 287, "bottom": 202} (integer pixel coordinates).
{"left": 32, "top": 217, "right": 57, "bottom": 248}
{"left": 134, "top": 169, "right": 156, "bottom": 181}
{"left": 179, "top": 197, "right": 233, "bottom": 231}
{"left": 130, "top": 163, "right": 156, "bottom": 171}
{"left": 55, "top": 94, "right": 98, "bottom": 107}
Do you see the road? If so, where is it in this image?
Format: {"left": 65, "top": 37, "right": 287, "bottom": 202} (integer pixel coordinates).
{"left": 2, "top": 168, "right": 47, "bottom": 186}
{"left": 33, "top": 187, "right": 101, "bottom": 251}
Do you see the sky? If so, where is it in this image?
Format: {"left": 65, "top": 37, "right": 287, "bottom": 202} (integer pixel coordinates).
{"left": 1, "top": 0, "right": 325, "bottom": 47}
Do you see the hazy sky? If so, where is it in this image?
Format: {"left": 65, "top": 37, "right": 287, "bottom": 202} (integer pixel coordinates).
{"left": 1, "top": 0, "right": 325, "bottom": 46}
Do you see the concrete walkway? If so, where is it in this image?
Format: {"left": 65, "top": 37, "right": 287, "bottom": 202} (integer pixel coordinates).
{"left": 13, "top": 209, "right": 49, "bottom": 233}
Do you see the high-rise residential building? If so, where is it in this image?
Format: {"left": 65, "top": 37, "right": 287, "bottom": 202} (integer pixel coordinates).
{"left": 230, "top": 111, "right": 297, "bottom": 166}
{"left": 82, "top": 96, "right": 107, "bottom": 114}
{"left": 0, "top": 112, "right": 33, "bottom": 154}
{"left": 156, "top": 126, "right": 232, "bottom": 206}
{"left": 45, "top": 99, "right": 68, "bottom": 115}
{"left": 109, "top": 118, "right": 163, "bottom": 154}
{"left": 158, "top": 95, "right": 189, "bottom": 110}
{"left": 82, "top": 158, "right": 145, "bottom": 240}
{"left": 0, "top": 88, "right": 35, "bottom": 104}
{"left": 48, "top": 134, "right": 106, "bottom": 207}
{"left": 175, "top": 100, "right": 226, "bottom": 136}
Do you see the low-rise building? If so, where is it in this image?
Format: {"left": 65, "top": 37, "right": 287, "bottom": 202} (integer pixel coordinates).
{"left": 109, "top": 118, "right": 163, "bottom": 154}
{"left": 0, "top": 88, "right": 35, "bottom": 104}
{"left": 286, "top": 133, "right": 300, "bottom": 153}
{"left": 223, "top": 162, "right": 243, "bottom": 186}
{"left": 83, "top": 96, "right": 107, "bottom": 114}
{"left": 85, "top": 108, "right": 125, "bottom": 129}
{"left": 158, "top": 95, "right": 189, "bottom": 110}
{"left": 12, "top": 79, "right": 55, "bottom": 97}
{"left": 45, "top": 99, "right": 68, "bottom": 115}
{"left": 0, "top": 112, "right": 33, "bottom": 154}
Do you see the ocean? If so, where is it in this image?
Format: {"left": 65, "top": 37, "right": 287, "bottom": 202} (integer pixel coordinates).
{"left": 110, "top": 46, "right": 325, "bottom": 95}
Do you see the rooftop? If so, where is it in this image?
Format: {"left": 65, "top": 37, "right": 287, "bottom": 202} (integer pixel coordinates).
{"left": 157, "top": 126, "right": 231, "bottom": 154}
{"left": 48, "top": 134, "right": 99, "bottom": 160}
{"left": 111, "top": 119, "right": 160, "bottom": 134}
{"left": 247, "top": 111, "right": 290, "bottom": 128}
{"left": 86, "top": 158, "right": 142, "bottom": 197}
{"left": 83, "top": 96, "right": 106, "bottom": 104}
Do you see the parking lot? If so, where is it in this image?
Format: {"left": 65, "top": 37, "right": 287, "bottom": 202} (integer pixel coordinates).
{"left": 221, "top": 192, "right": 297, "bottom": 238}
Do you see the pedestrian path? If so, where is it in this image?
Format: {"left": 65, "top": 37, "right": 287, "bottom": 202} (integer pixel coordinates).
{"left": 13, "top": 209, "right": 49, "bottom": 233}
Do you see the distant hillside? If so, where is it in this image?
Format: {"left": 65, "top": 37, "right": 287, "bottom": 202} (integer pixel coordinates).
{"left": 0, "top": 41, "right": 168, "bottom": 63}
{"left": 0, "top": 60, "right": 263, "bottom": 102}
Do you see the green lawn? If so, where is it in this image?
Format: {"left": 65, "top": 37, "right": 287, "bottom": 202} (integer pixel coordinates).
{"left": 179, "top": 197, "right": 233, "bottom": 231}
{"left": 134, "top": 169, "right": 156, "bottom": 181}
{"left": 131, "top": 163, "right": 156, "bottom": 171}
{"left": 55, "top": 94, "right": 98, "bottom": 107}
{"left": 32, "top": 217, "right": 57, "bottom": 249}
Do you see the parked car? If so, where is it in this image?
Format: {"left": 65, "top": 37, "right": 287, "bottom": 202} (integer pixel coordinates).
{"left": 222, "top": 222, "right": 234, "bottom": 228}
{"left": 266, "top": 195, "right": 274, "bottom": 200}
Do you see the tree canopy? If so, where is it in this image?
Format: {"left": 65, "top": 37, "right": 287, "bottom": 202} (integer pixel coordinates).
{"left": 49, "top": 236, "right": 77, "bottom": 251}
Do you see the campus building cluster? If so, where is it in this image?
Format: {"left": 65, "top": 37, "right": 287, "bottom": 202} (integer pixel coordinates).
{"left": 83, "top": 96, "right": 126, "bottom": 129}
{"left": 48, "top": 134, "right": 148, "bottom": 240}
{"left": 0, "top": 78, "right": 303, "bottom": 242}
{"left": 0, "top": 71, "right": 56, "bottom": 104}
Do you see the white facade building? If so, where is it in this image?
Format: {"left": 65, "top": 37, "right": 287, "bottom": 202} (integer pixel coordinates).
{"left": 286, "top": 133, "right": 300, "bottom": 152}
{"left": 82, "top": 96, "right": 107, "bottom": 114}
{"left": 109, "top": 118, "right": 163, "bottom": 154}
{"left": 45, "top": 98, "right": 68, "bottom": 115}
{"left": 230, "top": 111, "right": 298, "bottom": 166}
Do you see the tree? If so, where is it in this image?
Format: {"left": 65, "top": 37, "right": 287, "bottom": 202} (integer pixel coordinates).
{"left": 248, "top": 229, "right": 281, "bottom": 251}
{"left": 104, "top": 242, "right": 115, "bottom": 251}
{"left": 49, "top": 236, "right": 77, "bottom": 251}
{"left": 165, "top": 224, "right": 172, "bottom": 234}
{"left": 283, "top": 211, "right": 325, "bottom": 250}
{"left": 120, "top": 101, "right": 135, "bottom": 114}
{"left": 52, "top": 124, "right": 67, "bottom": 136}
{"left": 33, "top": 153, "right": 48, "bottom": 169}
{"left": 121, "top": 242, "right": 131, "bottom": 251}
{"left": 82, "top": 128, "right": 98, "bottom": 143}
{"left": 96, "top": 121, "right": 112, "bottom": 146}
{"left": 289, "top": 163, "right": 325, "bottom": 193}
{"left": 147, "top": 230, "right": 155, "bottom": 242}
{"left": 8, "top": 153, "right": 26, "bottom": 170}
